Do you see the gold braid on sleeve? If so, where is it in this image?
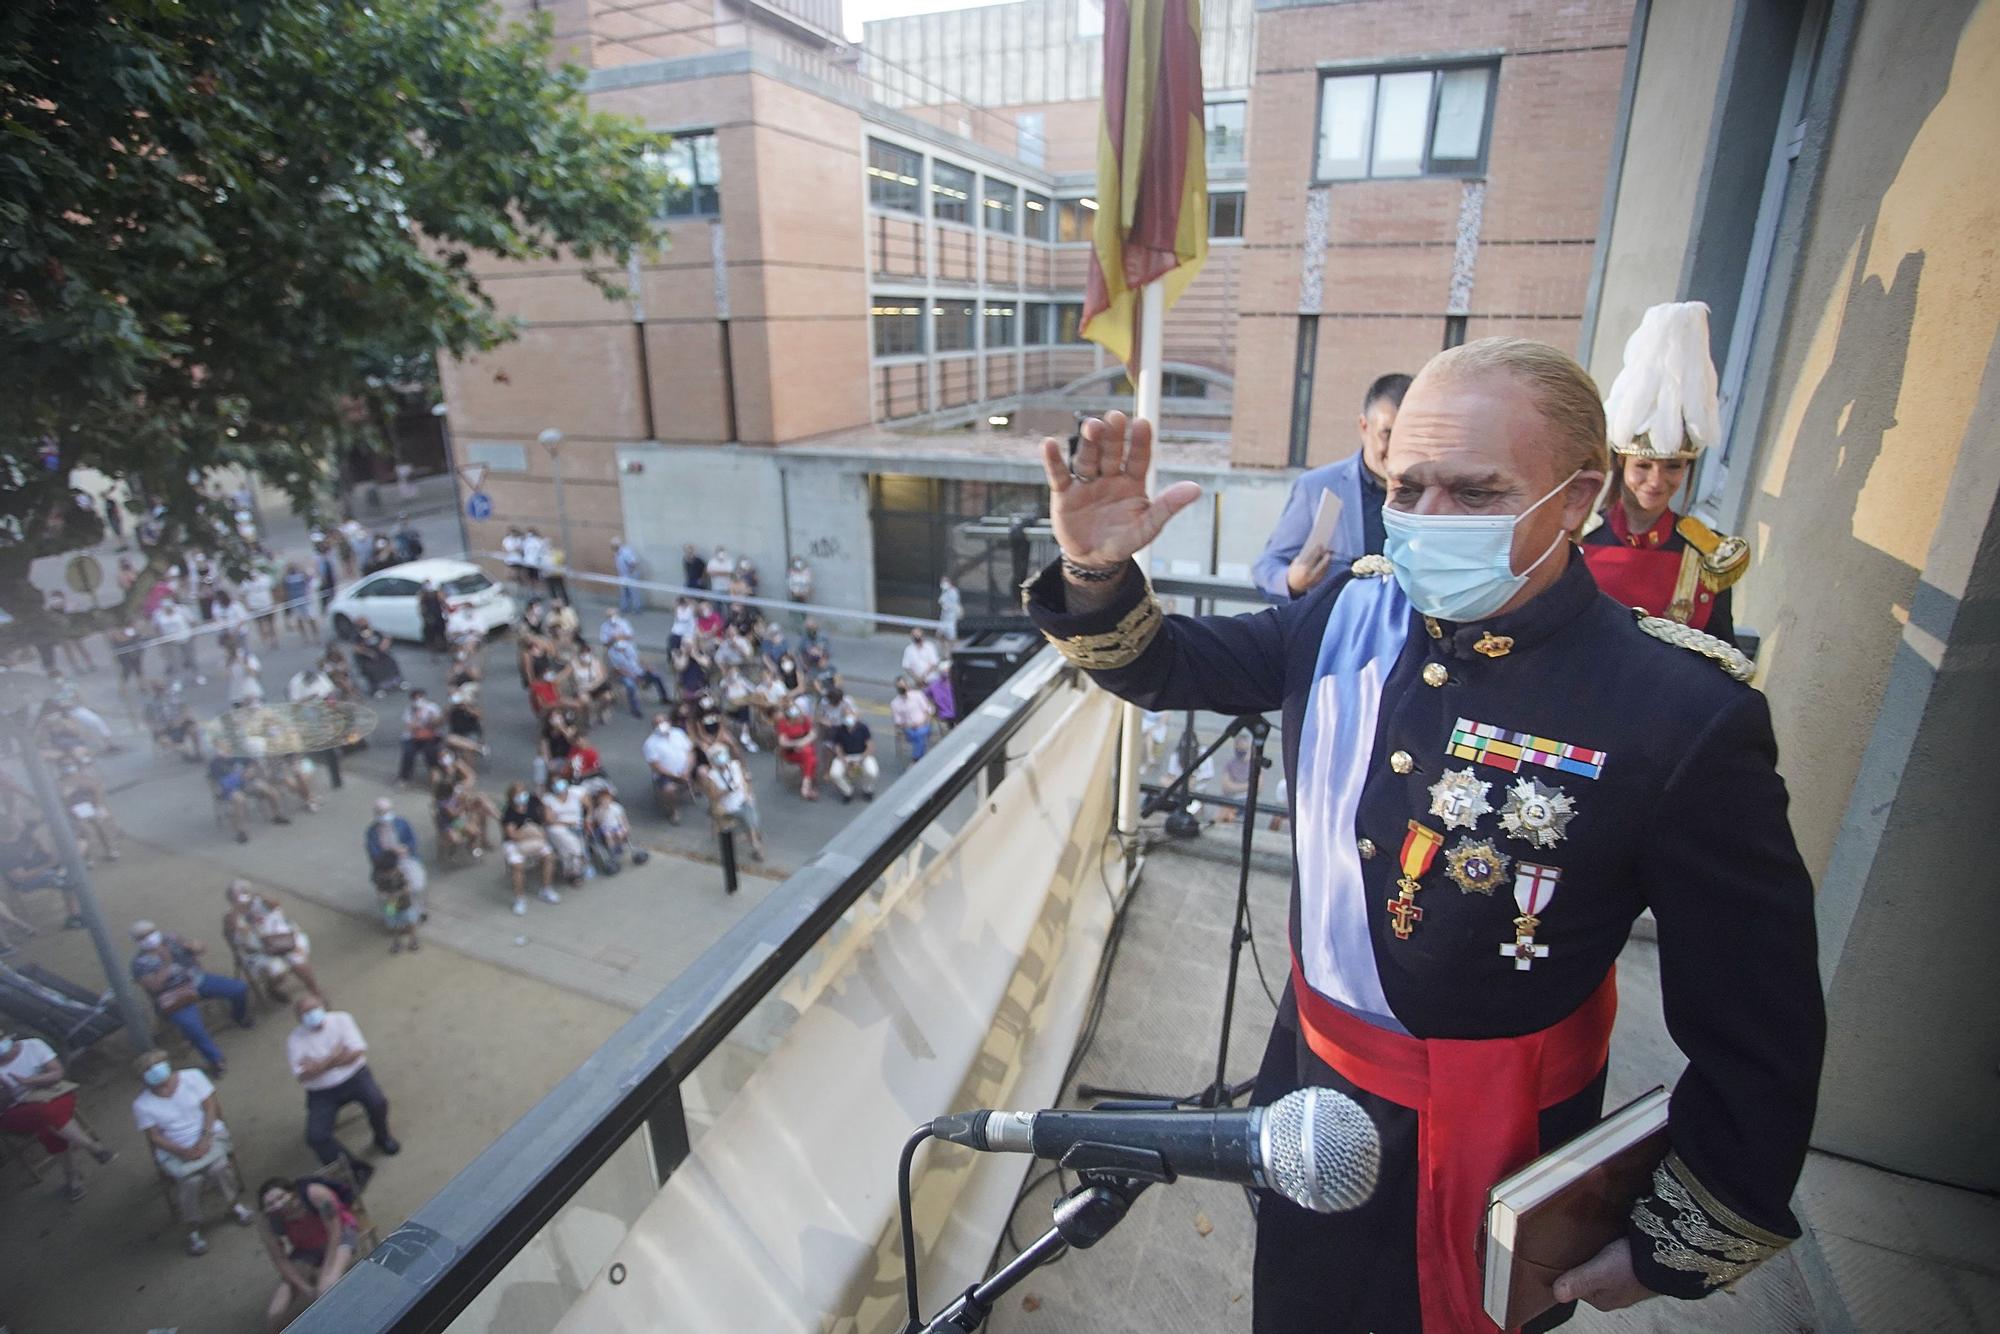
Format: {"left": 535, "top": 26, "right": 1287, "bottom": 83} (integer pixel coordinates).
{"left": 1040, "top": 593, "right": 1165, "bottom": 671}
{"left": 1629, "top": 1151, "right": 1792, "bottom": 1290}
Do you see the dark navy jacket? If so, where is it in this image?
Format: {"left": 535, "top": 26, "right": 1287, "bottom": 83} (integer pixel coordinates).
{"left": 1026, "top": 551, "right": 1824, "bottom": 1311}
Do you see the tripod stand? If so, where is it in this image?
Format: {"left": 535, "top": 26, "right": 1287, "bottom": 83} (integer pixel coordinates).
{"left": 1078, "top": 712, "right": 1274, "bottom": 1111}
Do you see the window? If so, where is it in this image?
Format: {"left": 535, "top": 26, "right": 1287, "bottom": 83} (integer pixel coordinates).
{"left": 647, "top": 131, "right": 721, "bottom": 219}
{"left": 1057, "top": 196, "right": 1096, "bottom": 243}
{"left": 1023, "top": 192, "right": 1052, "bottom": 241}
{"left": 360, "top": 577, "right": 421, "bottom": 599}
{"left": 1023, "top": 302, "right": 1052, "bottom": 345}
{"left": 1316, "top": 63, "right": 1494, "bottom": 180}
{"left": 933, "top": 299, "right": 976, "bottom": 352}
{"left": 872, "top": 296, "right": 924, "bottom": 356}
{"left": 1055, "top": 301, "right": 1088, "bottom": 344}
{"left": 1443, "top": 315, "right": 1467, "bottom": 349}
{"left": 442, "top": 573, "right": 494, "bottom": 597}
{"left": 868, "top": 139, "right": 922, "bottom": 213}
{"left": 1016, "top": 113, "right": 1047, "bottom": 170}
{"left": 1205, "top": 101, "right": 1246, "bottom": 167}
{"left": 984, "top": 302, "right": 1017, "bottom": 349}
{"left": 1076, "top": 0, "right": 1103, "bottom": 38}
{"left": 982, "top": 178, "right": 1018, "bottom": 233}
{"left": 1208, "top": 191, "right": 1245, "bottom": 239}
{"left": 932, "top": 160, "right": 973, "bottom": 224}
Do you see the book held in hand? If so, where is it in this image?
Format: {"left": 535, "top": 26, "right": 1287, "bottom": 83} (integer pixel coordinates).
{"left": 1482, "top": 1085, "right": 1670, "bottom": 1329}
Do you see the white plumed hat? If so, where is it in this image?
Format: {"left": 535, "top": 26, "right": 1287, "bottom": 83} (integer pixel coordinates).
{"left": 1603, "top": 302, "right": 1721, "bottom": 460}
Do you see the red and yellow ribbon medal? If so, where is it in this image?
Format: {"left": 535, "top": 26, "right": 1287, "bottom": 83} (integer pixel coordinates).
{"left": 1388, "top": 821, "right": 1445, "bottom": 940}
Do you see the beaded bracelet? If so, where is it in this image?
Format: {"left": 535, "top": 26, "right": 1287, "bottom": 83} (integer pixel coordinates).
{"left": 1060, "top": 555, "right": 1127, "bottom": 583}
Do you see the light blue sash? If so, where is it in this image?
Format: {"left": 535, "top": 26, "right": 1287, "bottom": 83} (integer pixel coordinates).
{"left": 1292, "top": 575, "right": 1412, "bottom": 1034}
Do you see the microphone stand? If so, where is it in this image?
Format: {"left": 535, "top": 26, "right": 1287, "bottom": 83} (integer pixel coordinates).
{"left": 1079, "top": 713, "right": 1273, "bottom": 1111}
{"left": 914, "top": 1164, "right": 1155, "bottom": 1333}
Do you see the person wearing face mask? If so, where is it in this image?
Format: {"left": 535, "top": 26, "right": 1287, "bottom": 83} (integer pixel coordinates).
{"left": 500, "top": 782, "right": 560, "bottom": 913}
{"left": 643, "top": 713, "right": 697, "bottom": 823}
{"left": 1022, "top": 345, "right": 1822, "bottom": 1332}
{"left": 540, "top": 776, "right": 589, "bottom": 882}
{"left": 1579, "top": 302, "right": 1748, "bottom": 642}
{"left": 773, "top": 697, "right": 819, "bottom": 800}
{"left": 285, "top": 993, "right": 397, "bottom": 1186}
{"left": 130, "top": 1048, "right": 256, "bottom": 1254}
{"left": 701, "top": 743, "right": 766, "bottom": 862}
{"left": 1, "top": 1029, "right": 116, "bottom": 1202}
{"left": 363, "top": 798, "right": 428, "bottom": 910}
{"left": 130, "top": 918, "right": 253, "bottom": 1074}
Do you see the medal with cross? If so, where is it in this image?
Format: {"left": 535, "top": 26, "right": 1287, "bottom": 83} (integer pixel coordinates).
{"left": 1501, "top": 862, "right": 1561, "bottom": 971}
{"left": 1388, "top": 821, "right": 1445, "bottom": 941}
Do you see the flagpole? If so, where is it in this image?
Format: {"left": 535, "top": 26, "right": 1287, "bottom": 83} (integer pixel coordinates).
{"left": 1116, "top": 280, "right": 1167, "bottom": 862}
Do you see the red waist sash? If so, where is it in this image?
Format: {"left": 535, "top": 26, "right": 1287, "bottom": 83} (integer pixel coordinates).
{"left": 1291, "top": 961, "right": 1618, "bottom": 1333}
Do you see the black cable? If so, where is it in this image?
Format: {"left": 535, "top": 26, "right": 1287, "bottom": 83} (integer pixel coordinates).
{"left": 898, "top": 1125, "right": 933, "bottom": 1333}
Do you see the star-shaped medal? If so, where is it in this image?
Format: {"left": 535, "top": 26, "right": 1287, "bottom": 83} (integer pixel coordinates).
{"left": 1428, "top": 766, "right": 1493, "bottom": 832}
{"left": 1444, "top": 838, "right": 1511, "bottom": 895}
{"left": 1498, "top": 778, "right": 1576, "bottom": 849}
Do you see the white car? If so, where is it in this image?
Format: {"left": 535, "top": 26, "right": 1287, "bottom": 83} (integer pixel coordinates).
{"left": 327, "top": 559, "right": 517, "bottom": 643}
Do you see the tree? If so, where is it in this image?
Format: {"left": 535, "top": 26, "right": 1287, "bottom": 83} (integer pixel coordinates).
{"left": 0, "top": 0, "right": 665, "bottom": 649}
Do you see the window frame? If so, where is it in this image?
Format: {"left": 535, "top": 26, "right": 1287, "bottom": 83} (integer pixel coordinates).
{"left": 931, "top": 159, "right": 974, "bottom": 226}
{"left": 1312, "top": 59, "right": 1499, "bottom": 182}
{"left": 1023, "top": 301, "right": 1053, "bottom": 346}
{"left": 1204, "top": 99, "right": 1247, "bottom": 168}
{"left": 1054, "top": 301, "right": 1089, "bottom": 345}
{"left": 871, "top": 294, "right": 927, "bottom": 359}
{"left": 1207, "top": 190, "right": 1246, "bottom": 240}
{"left": 981, "top": 177, "right": 1019, "bottom": 234}
{"left": 932, "top": 297, "right": 978, "bottom": 353}
{"left": 983, "top": 301, "right": 1018, "bottom": 350}
{"left": 1056, "top": 196, "right": 1097, "bottom": 244}
{"left": 1022, "top": 191, "right": 1052, "bottom": 242}
{"left": 648, "top": 129, "right": 723, "bottom": 220}
{"left": 867, "top": 138, "right": 924, "bottom": 214}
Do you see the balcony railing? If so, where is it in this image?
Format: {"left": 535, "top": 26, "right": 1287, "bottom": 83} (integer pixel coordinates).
{"left": 288, "top": 644, "right": 1107, "bottom": 1332}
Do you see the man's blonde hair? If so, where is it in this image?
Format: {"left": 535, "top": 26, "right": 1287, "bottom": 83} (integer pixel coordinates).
{"left": 1420, "top": 337, "right": 1609, "bottom": 479}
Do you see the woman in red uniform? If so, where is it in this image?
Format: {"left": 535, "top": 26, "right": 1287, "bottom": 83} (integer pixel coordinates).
{"left": 1582, "top": 301, "right": 1749, "bottom": 640}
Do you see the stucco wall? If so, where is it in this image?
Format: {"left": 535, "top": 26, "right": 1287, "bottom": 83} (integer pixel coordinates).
{"left": 1727, "top": 0, "right": 1999, "bottom": 1185}
{"left": 1582, "top": 0, "right": 1736, "bottom": 382}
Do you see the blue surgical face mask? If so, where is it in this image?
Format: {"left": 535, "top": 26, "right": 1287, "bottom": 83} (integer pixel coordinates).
{"left": 0, "top": 1037, "right": 15, "bottom": 1060}
{"left": 1381, "top": 470, "right": 1580, "bottom": 622}
{"left": 143, "top": 1061, "right": 173, "bottom": 1087}
{"left": 301, "top": 1008, "right": 327, "bottom": 1031}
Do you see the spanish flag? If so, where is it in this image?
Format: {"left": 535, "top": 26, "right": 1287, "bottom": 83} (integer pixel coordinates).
{"left": 1081, "top": 0, "right": 1208, "bottom": 370}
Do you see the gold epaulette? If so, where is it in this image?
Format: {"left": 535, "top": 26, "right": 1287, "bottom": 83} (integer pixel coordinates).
{"left": 1675, "top": 516, "right": 1752, "bottom": 592}
{"left": 1040, "top": 593, "right": 1164, "bottom": 671}
{"left": 1350, "top": 555, "right": 1394, "bottom": 579}
{"left": 1634, "top": 610, "right": 1754, "bottom": 682}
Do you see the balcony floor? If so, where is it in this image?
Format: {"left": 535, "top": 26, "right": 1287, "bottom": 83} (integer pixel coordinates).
{"left": 986, "top": 837, "right": 2000, "bottom": 1334}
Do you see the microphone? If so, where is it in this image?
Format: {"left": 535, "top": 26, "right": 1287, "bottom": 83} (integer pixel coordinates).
{"left": 930, "top": 1086, "right": 1379, "bottom": 1214}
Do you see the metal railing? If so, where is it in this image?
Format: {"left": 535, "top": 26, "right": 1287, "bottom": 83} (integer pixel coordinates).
{"left": 289, "top": 646, "right": 1075, "bottom": 1333}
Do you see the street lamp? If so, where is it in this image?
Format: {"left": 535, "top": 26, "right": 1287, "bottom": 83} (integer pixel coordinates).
{"left": 432, "top": 402, "right": 471, "bottom": 557}
{"left": 538, "top": 427, "right": 574, "bottom": 569}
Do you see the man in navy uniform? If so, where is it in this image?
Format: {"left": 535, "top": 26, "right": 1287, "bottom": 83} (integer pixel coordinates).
{"left": 1251, "top": 372, "right": 1410, "bottom": 601}
{"left": 1025, "top": 338, "right": 1823, "bottom": 1333}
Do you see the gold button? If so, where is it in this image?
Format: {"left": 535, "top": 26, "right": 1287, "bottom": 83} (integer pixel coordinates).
{"left": 1390, "top": 750, "right": 1413, "bottom": 774}
{"left": 1357, "top": 837, "right": 1377, "bottom": 859}
{"left": 1422, "top": 662, "right": 1448, "bottom": 687}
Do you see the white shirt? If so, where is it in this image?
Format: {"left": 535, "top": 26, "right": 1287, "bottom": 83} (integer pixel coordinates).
{"left": 708, "top": 757, "right": 748, "bottom": 814}
{"left": 288, "top": 670, "right": 335, "bottom": 703}
{"left": 240, "top": 571, "right": 275, "bottom": 611}
{"left": 599, "top": 614, "right": 632, "bottom": 645}
{"left": 287, "top": 1011, "right": 369, "bottom": 1091}
{"left": 543, "top": 788, "right": 584, "bottom": 829}
{"left": 218, "top": 601, "right": 250, "bottom": 633}
{"left": 519, "top": 533, "right": 549, "bottom": 569}
{"left": 340, "top": 519, "right": 369, "bottom": 550}
{"left": 0, "top": 1037, "right": 56, "bottom": 1099}
{"left": 154, "top": 601, "right": 193, "bottom": 641}
{"left": 902, "top": 639, "right": 942, "bottom": 682}
{"left": 643, "top": 727, "right": 694, "bottom": 777}
{"left": 446, "top": 605, "right": 479, "bottom": 639}
{"left": 228, "top": 653, "right": 264, "bottom": 701}
{"left": 132, "top": 1068, "right": 219, "bottom": 1151}
{"left": 502, "top": 533, "right": 523, "bottom": 561}
{"left": 671, "top": 606, "right": 696, "bottom": 638}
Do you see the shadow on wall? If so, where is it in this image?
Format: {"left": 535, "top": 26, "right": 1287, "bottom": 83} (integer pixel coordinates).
{"left": 1739, "top": 0, "right": 1998, "bottom": 879}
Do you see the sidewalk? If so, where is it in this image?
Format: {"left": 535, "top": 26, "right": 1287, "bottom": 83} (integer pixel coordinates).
{"left": 0, "top": 841, "right": 627, "bottom": 1334}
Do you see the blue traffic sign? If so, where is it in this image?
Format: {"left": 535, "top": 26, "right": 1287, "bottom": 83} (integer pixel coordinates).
{"left": 466, "top": 491, "right": 494, "bottom": 520}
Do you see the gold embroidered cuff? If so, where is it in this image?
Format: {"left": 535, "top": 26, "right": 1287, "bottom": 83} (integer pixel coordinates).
{"left": 1629, "top": 1151, "right": 1790, "bottom": 1291}
{"left": 1040, "top": 594, "right": 1164, "bottom": 671}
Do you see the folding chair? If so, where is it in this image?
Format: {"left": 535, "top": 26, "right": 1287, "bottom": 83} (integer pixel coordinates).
{"left": 313, "top": 1157, "right": 383, "bottom": 1258}
{"left": 0, "top": 1088, "right": 98, "bottom": 1185}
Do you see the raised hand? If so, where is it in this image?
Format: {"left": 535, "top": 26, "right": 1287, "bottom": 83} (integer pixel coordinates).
{"left": 1038, "top": 412, "right": 1203, "bottom": 569}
